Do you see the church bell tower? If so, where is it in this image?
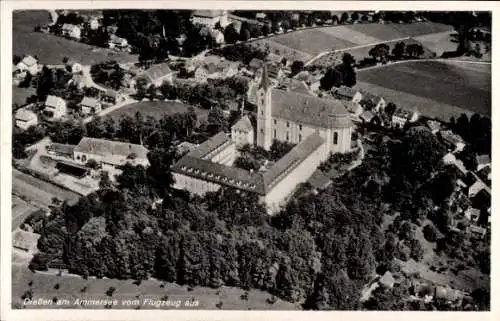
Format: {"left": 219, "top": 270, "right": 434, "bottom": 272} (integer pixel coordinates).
{"left": 256, "top": 64, "right": 273, "bottom": 150}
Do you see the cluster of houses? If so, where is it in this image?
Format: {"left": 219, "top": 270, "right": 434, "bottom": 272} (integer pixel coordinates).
{"left": 13, "top": 55, "right": 40, "bottom": 85}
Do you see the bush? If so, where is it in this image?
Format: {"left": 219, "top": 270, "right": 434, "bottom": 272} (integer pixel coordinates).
{"left": 395, "top": 243, "right": 411, "bottom": 261}
{"left": 423, "top": 224, "right": 438, "bottom": 242}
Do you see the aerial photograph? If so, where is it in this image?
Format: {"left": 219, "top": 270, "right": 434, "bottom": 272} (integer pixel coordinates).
{"left": 10, "top": 9, "right": 491, "bottom": 311}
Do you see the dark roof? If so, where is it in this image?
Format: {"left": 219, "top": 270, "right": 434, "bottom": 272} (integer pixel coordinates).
{"left": 186, "top": 132, "right": 234, "bottom": 160}
{"left": 263, "top": 133, "right": 325, "bottom": 189}
{"left": 172, "top": 155, "right": 266, "bottom": 194}
{"left": 307, "top": 169, "right": 331, "bottom": 190}
{"left": 333, "top": 86, "right": 360, "bottom": 100}
{"left": 270, "top": 89, "right": 353, "bottom": 128}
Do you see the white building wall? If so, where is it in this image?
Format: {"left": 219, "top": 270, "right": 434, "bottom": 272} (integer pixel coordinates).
{"left": 16, "top": 118, "right": 38, "bottom": 130}
{"left": 232, "top": 129, "right": 254, "bottom": 148}
{"left": 173, "top": 172, "right": 222, "bottom": 196}
{"left": 264, "top": 141, "right": 328, "bottom": 214}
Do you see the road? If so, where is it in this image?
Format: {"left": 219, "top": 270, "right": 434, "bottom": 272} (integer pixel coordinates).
{"left": 83, "top": 95, "right": 138, "bottom": 124}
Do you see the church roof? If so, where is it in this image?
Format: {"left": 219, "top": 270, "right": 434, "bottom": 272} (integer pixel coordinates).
{"left": 270, "top": 89, "right": 353, "bottom": 128}
{"left": 231, "top": 116, "right": 253, "bottom": 132}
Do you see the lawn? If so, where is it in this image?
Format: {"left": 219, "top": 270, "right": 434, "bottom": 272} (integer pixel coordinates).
{"left": 106, "top": 101, "right": 209, "bottom": 122}
{"left": 356, "top": 60, "right": 491, "bottom": 119}
{"left": 12, "top": 195, "right": 39, "bottom": 230}
{"left": 251, "top": 38, "right": 313, "bottom": 62}
{"left": 270, "top": 28, "right": 357, "bottom": 55}
{"left": 318, "top": 25, "right": 381, "bottom": 46}
{"left": 12, "top": 85, "right": 36, "bottom": 108}
{"left": 13, "top": 10, "right": 137, "bottom": 65}
{"left": 12, "top": 266, "right": 298, "bottom": 310}
{"left": 414, "top": 31, "right": 457, "bottom": 57}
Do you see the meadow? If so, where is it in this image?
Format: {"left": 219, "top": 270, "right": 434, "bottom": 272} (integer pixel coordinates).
{"left": 105, "top": 100, "right": 209, "bottom": 122}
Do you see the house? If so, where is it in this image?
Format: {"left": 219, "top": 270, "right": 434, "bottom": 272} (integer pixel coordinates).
{"left": 102, "top": 90, "right": 118, "bottom": 104}
{"left": 16, "top": 55, "right": 39, "bottom": 75}
{"left": 464, "top": 207, "right": 481, "bottom": 222}
{"left": 200, "top": 27, "right": 225, "bottom": 44}
{"left": 361, "top": 91, "right": 386, "bottom": 112}
{"left": 73, "top": 137, "right": 150, "bottom": 179}
{"left": 379, "top": 271, "right": 395, "bottom": 289}
{"left": 80, "top": 96, "right": 102, "bottom": 115}
{"left": 134, "top": 63, "right": 175, "bottom": 87}
{"left": 360, "top": 110, "right": 375, "bottom": 123}
{"left": 426, "top": 120, "right": 441, "bottom": 134}
{"left": 345, "top": 101, "right": 364, "bottom": 117}
{"left": 442, "top": 153, "right": 467, "bottom": 175}
{"left": 440, "top": 130, "right": 466, "bottom": 152}
{"left": 255, "top": 12, "right": 267, "bottom": 20}
{"left": 89, "top": 17, "right": 100, "bottom": 30}
{"left": 12, "top": 229, "right": 40, "bottom": 254}
{"left": 43, "top": 95, "right": 67, "bottom": 120}
{"left": 468, "top": 180, "right": 487, "bottom": 198}
{"left": 194, "top": 60, "right": 239, "bottom": 82}
{"left": 267, "top": 63, "right": 284, "bottom": 80}
{"left": 391, "top": 109, "right": 418, "bottom": 128}
{"left": 61, "top": 23, "right": 81, "bottom": 40}
{"left": 468, "top": 224, "right": 487, "bottom": 239}
{"left": 475, "top": 154, "right": 490, "bottom": 171}
{"left": 12, "top": 67, "right": 27, "bottom": 85}
{"left": 332, "top": 86, "right": 363, "bottom": 104}
{"left": 46, "top": 143, "right": 75, "bottom": 159}
{"left": 231, "top": 115, "right": 254, "bottom": 148}
{"left": 15, "top": 108, "right": 38, "bottom": 130}
{"left": 434, "top": 286, "right": 463, "bottom": 303}
{"left": 66, "top": 60, "right": 83, "bottom": 74}
{"left": 191, "top": 10, "right": 228, "bottom": 28}
{"left": 108, "top": 34, "right": 129, "bottom": 50}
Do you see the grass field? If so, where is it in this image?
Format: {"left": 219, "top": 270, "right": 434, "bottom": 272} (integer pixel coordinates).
{"left": 12, "top": 195, "right": 39, "bottom": 230}
{"left": 251, "top": 38, "right": 312, "bottom": 62}
{"left": 13, "top": 10, "right": 137, "bottom": 65}
{"left": 12, "top": 266, "right": 298, "bottom": 310}
{"left": 106, "top": 101, "right": 209, "bottom": 122}
{"left": 12, "top": 169, "right": 81, "bottom": 207}
{"left": 414, "top": 31, "right": 457, "bottom": 57}
{"left": 271, "top": 29, "right": 357, "bottom": 55}
{"left": 356, "top": 60, "right": 491, "bottom": 120}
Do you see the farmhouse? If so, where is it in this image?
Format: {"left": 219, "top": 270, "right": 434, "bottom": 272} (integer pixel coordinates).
{"left": 191, "top": 10, "right": 229, "bottom": 28}
{"left": 80, "top": 96, "right": 102, "bottom": 115}
{"left": 88, "top": 17, "right": 100, "bottom": 30}
{"left": 194, "top": 60, "right": 239, "bottom": 82}
{"left": 360, "top": 110, "right": 375, "bottom": 123}
{"left": 391, "top": 109, "right": 419, "bottom": 128}
{"left": 440, "top": 130, "right": 465, "bottom": 152}
{"left": 46, "top": 143, "right": 75, "bottom": 159}
{"left": 426, "top": 120, "right": 441, "bottom": 134}
{"left": 135, "top": 63, "right": 175, "bottom": 87}
{"left": 361, "top": 92, "right": 386, "bottom": 112}
{"left": 15, "top": 108, "right": 38, "bottom": 130}
{"left": 43, "top": 95, "right": 67, "bottom": 120}
{"left": 475, "top": 154, "right": 490, "bottom": 171}
{"left": 61, "top": 23, "right": 82, "bottom": 40}
{"left": 108, "top": 34, "right": 129, "bottom": 50}
{"left": 73, "top": 137, "right": 150, "bottom": 179}
{"left": 332, "top": 86, "right": 363, "bottom": 104}
{"left": 16, "top": 55, "right": 38, "bottom": 75}
{"left": 231, "top": 115, "right": 254, "bottom": 148}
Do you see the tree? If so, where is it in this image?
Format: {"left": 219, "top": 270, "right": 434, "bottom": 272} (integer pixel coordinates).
{"left": 19, "top": 73, "right": 33, "bottom": 88}
{"left": 320, "top": 67, "right": 342, "bottom": 90}
{"left": 340, "top": 12, "right": 349, "bottom": 23}
{"left": 13, "top": 55, "right": 22, "bottom": 65}
{"left": 385, "top": 102, "right": 397, "bottom": 116}
{"left": 369, "top": 44, "right": 390, "bottom": 62}
{"left": 423, "top": 224, "right": 438, "bottom": 242}
{"left": 290, "top": 60, "right": 304, "bottom": 76}
{"left": 224, "top": 24, "right": 239, "bottom": 44}
{"left": 207, "top": 107, "right": 228, "bottom": 135}
{"left": 392, "top": 42, "right": 406, "bottom": 59}
{"left": 351, "top": 12, "right": 359, "bottom": 22}
{"left": 406, "top": 44, "right": 425, "bottom": 58}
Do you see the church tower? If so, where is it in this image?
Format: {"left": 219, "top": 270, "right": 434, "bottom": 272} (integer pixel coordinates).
{"left": 256, "top": 64, "right": 273, "bottom": 150}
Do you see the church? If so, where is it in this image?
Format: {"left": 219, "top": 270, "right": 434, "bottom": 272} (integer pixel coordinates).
{"left": 171, "top": 66, "right": 355, "bottom": 214}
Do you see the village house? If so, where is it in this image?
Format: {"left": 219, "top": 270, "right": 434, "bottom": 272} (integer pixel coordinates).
{"left": 464, "top": 207, "right": 481, "bottom": 223}
{"left": 73, "top": 137, "right": 150, "bottom": 179}
{"left": 12, "top": 229, "right": 40, "bottom": 254}
{"left": 440, "top": 130, "right": 466, "bottom": 152}
{"left": 391, "top": 109, "right": 419, "bottom": 128}
{"left": 442, "top": 152, "right": 468, "bottom": 176}
{"left": 231, "top": 115, "right": 254, "bottom": 148}
{"left": 359, "top": 110, "right": 375, "bottom": 124}
{"left": 66, "top": 60, "right": 83, "bottom": 74}
{"left": 16, "top": 55, "right": 39, "bottom": 75}
{"left": 133, "top": 63, "right": 175, "bottom": 88}
{"left": 468, "top": 224, "right": 487, "bottom": 239}
{"left": 267, "top": 63, "right": 285, "bottom": 80}
{"left": 108, "top": 34, "right": 129, "bottom": 50}
{"left": 102, "top": 90, "right": 118, "bottom": 104}
{"left": 194, "top": 60, "right": 239, "bottom": 82}
{"left": 345, "top": 101, "right": 364, "bottom": 117}
{"left": 475, "top": 154, "right": 491, "bottom": 171}
{"left": 248, "top": 58, "right": 265, "bottom": 72}
{"left": 361, "top": 91, "right": 386, "bottom": 112}
{"left": 12, "top": 68, "right": 27, "bottom": 86}
{"left": 89, "top": 17, "right": 100, "bottom": 30}
{"left": 191, "top": 10, "right": 229, "bottom": 29}
{"left": 332, "top": 86, "right": 363, "bottom": 104}
{"left": 43, "top": 95, "right": 67, "bottom": 120}
{"left": 426, "top": 119, "right": 442, "bottom": 134}
{"left": 15, "top": 108, "right": 38, "bottom": 130}
{"left": 61, "top": 23, "right": 82, "bottom": 40}
{"left": 46, "top": 142, "right": 76, "bottom": 159}
{"left": 80, "top": 96, "right": 102, "bottom": 115}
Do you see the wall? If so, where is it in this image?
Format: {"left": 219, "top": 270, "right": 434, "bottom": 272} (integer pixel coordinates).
{"left": 264, "top": 140, "right": 328, "bottom": 213}
{"left": 173, "top": 172, "right": 222, "bottom": 196}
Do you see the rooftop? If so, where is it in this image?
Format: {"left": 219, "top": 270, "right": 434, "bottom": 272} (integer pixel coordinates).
{"left": 80, "top": 96, "right": 100, "bottom": 107}
{"left": 74, "top": 137, "right": 149, "bottom": 166}
{"left": 476, "top": 154, "right": 491, "bottom": 166}
{"left": 186, "top": 132, "right": 234, "bottom": 160}
{"left": 360, "top": 110, "right": 375, "bottom": 122}
{"left": 12, "top": 229, "right": 40, "bottom": 251}
{"left": 333, "top": 86, "right": 360, "bottom": 99}
{"left": 140, "top": 63, "right": 173, "bottom": 83}
{"left": 231, "top": 116, "right": 253, "bottom": 133}
{"left": 45, "top": 95, "right": 65, "bottom": 108}
{"left": 47, "top": 143, "right": 75, "bottom": 156}
{"left": 15, "top": 108, "right": 37, "bottom": 121}
{"left": 21, "top": 55, "right": 37, "bottom": 67}
{"left": 271, "top": 88, "right": 353, "bottom": 128}
{"left": 307, "top": 169, "right": 331, "bottom": 190}
{"left": 192, "top": 10, "right": 225, "bottom": 18}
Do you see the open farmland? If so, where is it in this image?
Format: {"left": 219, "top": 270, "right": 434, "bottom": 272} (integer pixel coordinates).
{"left": 355, "top": 60, "right": 491, "bottom": 120}
{"left": 12, "top": 195, "right": 39, "bottom": 230}
{"left": 12, "top": 266, "right": 298, "bottom": 310}
{"left": 12, "top": 85, "right": 36, "bottom": 108}
{"left": 13, "top": 10, "right": 137, "bottom": 65}
{"left": 106, "top": 101, "right": 209, "bottom": 122}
